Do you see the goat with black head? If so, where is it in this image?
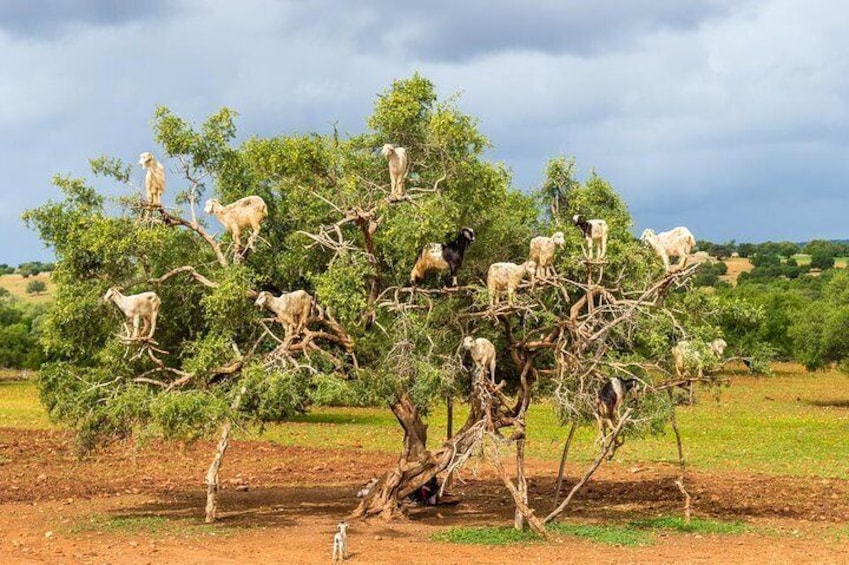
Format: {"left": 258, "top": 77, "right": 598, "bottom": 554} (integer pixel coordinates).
{"left": 597, "top": 377, "right": 639, "bottom": 442}
{"left": 410, "top": 227, "right": 476, "bottom": 287}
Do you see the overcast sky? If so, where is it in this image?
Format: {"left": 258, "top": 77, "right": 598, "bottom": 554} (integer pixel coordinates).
{"left": 1, "top": 0, "right": 847, "bottom": 264}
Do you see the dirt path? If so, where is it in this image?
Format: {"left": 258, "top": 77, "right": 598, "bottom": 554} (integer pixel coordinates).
{"left": 1, "top": 428, "right": 847, "bottom": 564}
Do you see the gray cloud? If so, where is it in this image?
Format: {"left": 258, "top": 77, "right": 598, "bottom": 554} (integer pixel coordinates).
{"left": 0, "top": 0, "right": 174, "bottom": 37}
{"left": 2, "top": 0, "right": 849, "bottom": 264}
{"left": 290, "top": 0, "right": 734, "bottom": 62}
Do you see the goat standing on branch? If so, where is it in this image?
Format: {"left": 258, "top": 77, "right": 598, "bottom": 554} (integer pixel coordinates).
{"left": 139, "top": 152, "right": 165, "bottom": 206}
{"left": 597, "top": 377, "right": 639, "bottom": 445}
{"left": 672, "top": 338, "right": 727, "bottom": 403}
{"left": 255, "top": 290, "right": 313, "bottom": 339}
{"left": 410, "top": 227, "right": 475, "bottom": 287}
{"left": 381, "top": 143, "right": 409, "bottom": 200}
{"left": 462, "top": 336, "right": 497, "bottom": 383}
{"left": 103, "top": 287, "right": 161, "bottom": 340}
{"left": 528, "top": 231, "right": 565, "bottom": 280}
{"left": 572, "top": 215, "right": 609, "bottom": 260}
{"left": 487, "top": 260, "right": 535, "bottom": 307}
{"left": 641, "top": 226, "right": 696, "bottom": 272}
{"left": 204, "top": 196, "right": 268, "bottom": 256}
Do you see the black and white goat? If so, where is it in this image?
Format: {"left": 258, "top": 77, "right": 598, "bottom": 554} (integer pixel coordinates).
{"left": 572, "top": 215, "right": 609, "bottom": 260}
{"left": 410, "top": 227, "right": 476, "bottom": 287}
{"left": 597, "top": 377, "right": 639, "bottom": 442}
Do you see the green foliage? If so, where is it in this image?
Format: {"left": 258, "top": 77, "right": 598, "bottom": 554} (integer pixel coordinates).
{"left": 150, "top": 389, "right": 228, "bottom": 441}
{"left": 239, "top": 364, "right": 310, "bottom": 422}
{"left": 309, "top": 254, "right": 371, "bottom": 330}
{"left": 0, "top": 297, "right": 46, "bottom": 369}
{"left": 788, "top": 272, "right": 849, "bottom": 370}
{"left": 751, "top": 253, "right": 781, "bottom": 268}
{"left": 810, "top": 249, "right": 836, "bottom": 270}
{"left": 693, "top": 260, "right": 728, "bottom": 287}
{"left": 367, "top": 73, "right": 440, "bottom": 147}
{"left": 25, "top": 279, "right": 47, "bottom": 295}
{"left": 309, "top": 374, "right": 355, "bottom": 406}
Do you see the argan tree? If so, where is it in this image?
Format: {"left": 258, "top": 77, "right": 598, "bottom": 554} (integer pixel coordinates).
{"left": 25, "top": 74, "right": 743, "bottom": 531}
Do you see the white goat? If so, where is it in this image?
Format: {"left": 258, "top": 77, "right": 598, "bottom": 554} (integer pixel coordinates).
{"left": 528, "top": 231, "right": 565, "bottom": 280}
{"left": 204, "top": 196, "right": 268, "bottom": 253}
{"left": 573, "top": 215, "right": 609, "bottom": 260}
{"left": 103, "top": 287, "right": 161, "bottom": 339}
{"left": 139, "top": 152, "right": 165, "bottom": 206}
{"left": 672, "top": 338, "right": 727, "bottom": 403}
{"left": 255, "top": 290, "right": 313, "bottom": 338}
{"left": 462, "top": 336, "right": 497, "bottom": 383}
{"left": 332, "top": 521, "right": 348, "bottom": 564}
{"left": 641, "top": 227, "right": 696, "bottom": 272}
{"left": 381, "top": 143, "right": 409, "bottom": 200}
{"left": 487, "top": 260, "right": 536, "bottom": 307}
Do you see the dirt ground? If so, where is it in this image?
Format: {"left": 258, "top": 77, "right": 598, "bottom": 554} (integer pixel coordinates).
{"left": 1, "top": 428, "right": 848, "bottom": 564}
{"left": 718, "top": 257, "right": 754, "bottom": 286}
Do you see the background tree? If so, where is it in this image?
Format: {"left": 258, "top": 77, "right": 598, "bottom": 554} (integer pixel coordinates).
{"left": 25, "top": 280, "right": 47, "bottom": 295}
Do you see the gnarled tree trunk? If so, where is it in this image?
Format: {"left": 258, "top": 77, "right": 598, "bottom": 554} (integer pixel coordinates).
{"left": 353, "top": 391, "right": 487, "bottom": 519}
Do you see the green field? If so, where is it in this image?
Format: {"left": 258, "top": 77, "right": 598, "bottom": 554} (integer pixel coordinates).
{"left": 790, "top": 254, "right": 849, "bottom": 268}
{"left": 259, "top": 364, "right": 849, "bottom": 479}
{"left": 0, "top": 273, "right": 54, "bottom": 303}
{"left": 3, "top": 364, "right": 848, "bottom": 478}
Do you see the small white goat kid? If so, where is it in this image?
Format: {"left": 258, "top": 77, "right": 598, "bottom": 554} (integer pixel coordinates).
{"left": 255, "top": 290, "right": 313, "bottom": 339}
{"left": 332, "top": 521, "right": 348, "bottom": 564}
{"left": 641, "top": 227, "right": 696, "bottom": 273}
{"left": 487, "top": 260, "right": 536, "bottom": 307}
{"left": 103, "top": 287, "right": 161, "bottom": 339}
{"left": 462, "top": 336, "right": 497, "bottom": 383}
{"left": 204, "top": 196, "right": 268, "bottom": 253}
{"left": 381, "top": 143, "right": 410, "bottom": 200}
{"left": 528, "top": 231, "right": 565, "bottom": 280}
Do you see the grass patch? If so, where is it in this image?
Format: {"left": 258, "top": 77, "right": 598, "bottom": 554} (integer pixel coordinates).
{"left": 69, "top": 515, "right": 232, "bottom": 538}
{"left": 549, "top": 523, "right": 651, "bottom": 546}
{"left": 435, "top": 517, "right": 747, "bottom": 547}
{"left": 0, "top": 378, "right": 51, "bottom": 429}
{"left": 629, "top": 516, "right": 747, "bottom": 535}
{"left": 432, "top": 526, "right": 541, "bottom": 545}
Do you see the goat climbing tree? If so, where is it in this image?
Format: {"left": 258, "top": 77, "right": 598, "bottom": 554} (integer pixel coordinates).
{"left": 25, "top": 75, "right": 742, "bottom": 529}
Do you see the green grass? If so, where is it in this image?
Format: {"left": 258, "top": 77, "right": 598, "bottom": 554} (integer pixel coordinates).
{"left": 69, "top": 514, "right": 232, "bottom": 538}
{"left": 0, "top": 378, "right": 51, "bottom": 429}
{"left": 6, "top": 364, "right": 849, "bottom": 478}
{"left": 548, "top": 523, "right": 652, "bottom": 546}
{"left": 434, "top": 516, "right": 747, "bottom": 546}
{"left": 627, "top": 516, "right": 747, "bottom": 535}
{"left": 432, "top": 526, "right": 540, "bottom": 545}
